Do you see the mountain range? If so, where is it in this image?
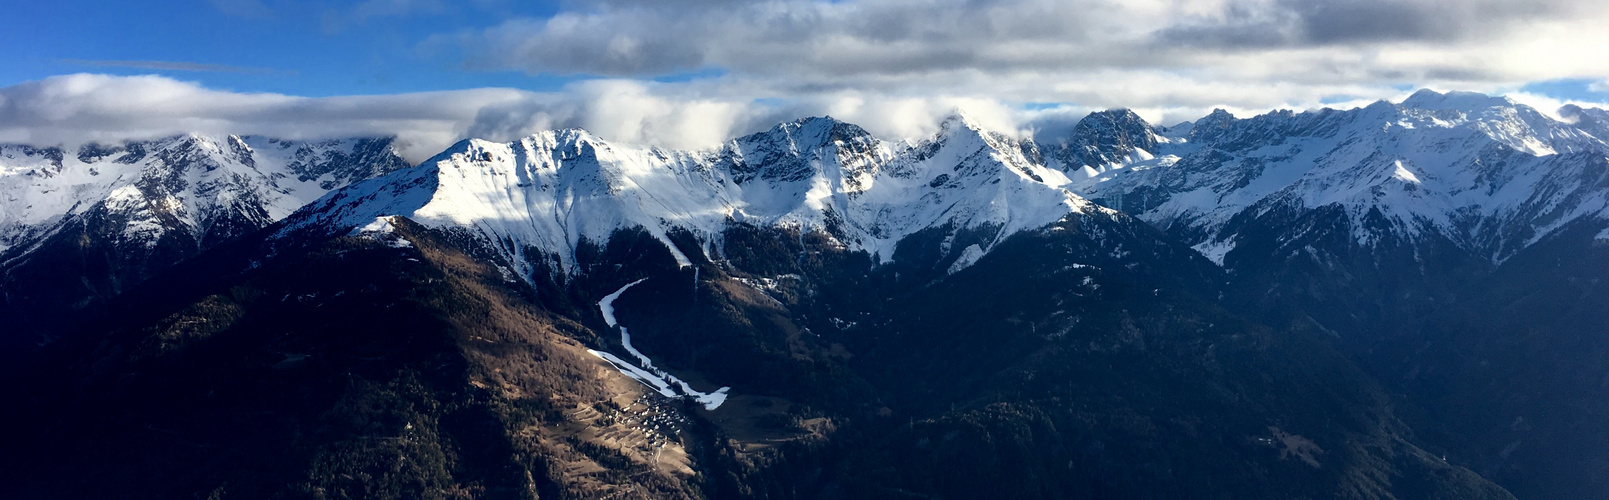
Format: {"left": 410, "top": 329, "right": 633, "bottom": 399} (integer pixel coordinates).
{"left": 0, "top": 135, "right": 409, "bottom": 347}
{"left": 2, "top": 89, "right": 1607, "bottom": 499}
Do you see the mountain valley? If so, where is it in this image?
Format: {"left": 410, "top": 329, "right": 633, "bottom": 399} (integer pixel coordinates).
{"left": 3, "top": 90, "right": 1608, "bottom": 499}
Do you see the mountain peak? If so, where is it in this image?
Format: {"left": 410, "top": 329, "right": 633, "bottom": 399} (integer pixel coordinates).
{"left": 1187, "top": 108, "right": 1239, "bottom": 143}
{"left": 741, "top": 116, "right": 873, "bottom": 151}
{"left": 1052, "top": 108, "right": 1159, "bottom": 170}
{"left": 1088, "top": 108, "right": 1146, "bottom": 121}
{"left": 279, "top": 113, "right": 1097, "bottom": 276}
{"left": 933, "top": 109, "right": 1006, "bottom": 148}
{"left": 1558, "top": 103, "right": 1609, "bottom": 141}
{"left": 937, "top": 108, "right": 991, "bottom": 132}
{"left": 796, "top": 115, "right": 846, "bottom": 127}
{"left": 1558, "top": 103, "right": 1609, "bottom": 124}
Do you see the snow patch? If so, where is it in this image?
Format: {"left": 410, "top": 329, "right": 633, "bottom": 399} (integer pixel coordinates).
{"left": 349, "top": 216, "right": 414, "bottom": 248}
{"left": 589, "top": 350, "right": 678, "bottom": 398}
{"left": 946, "top": 244, "right": 986, "bottom": 274}
{"left": 597, "top": 278, "right": 645, "bottom": 329}
{"left": 592, "top": 279, "right": 731, "bottom": 410}
{"left": 1192, "top": 238, "right": 1236, "bottom": 266}
{"left": 1391, "top": 160, "right": 1422, "bottom": 184}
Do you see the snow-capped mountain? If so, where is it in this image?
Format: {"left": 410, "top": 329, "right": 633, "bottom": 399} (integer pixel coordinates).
{"left": 0, "top": 134, "right": 409, "bottom": 345}
{"left": 1061, "top": 89, "right": 1609, "bottom": 264}
{"left": 1045, "top": 108, "right": 1166, "bottom": 175}
{"left": 275, "top": 91, "right": 1609, "bottom": 287}
{"left": 0, "top": 135, "right": 408, "bottom": 265}
{"left": 12, "top": 90, "right": 1609, "bottom": 499}
{"left": 1562, "top": 103, "right": 1609, "bottom": 147}
{"left": 282, "top": 113, "right": 1098, "bottom": 279}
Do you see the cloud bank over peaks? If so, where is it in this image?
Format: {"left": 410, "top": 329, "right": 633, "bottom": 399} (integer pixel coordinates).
{"left": 4, "top": 73, "right": 1608, "bottom": 166}
{"left": 0, "top": 74, "right": 1039, "bottom": 162}
{"left": 15, "top": 1, "right": 1609, "bottom": 164}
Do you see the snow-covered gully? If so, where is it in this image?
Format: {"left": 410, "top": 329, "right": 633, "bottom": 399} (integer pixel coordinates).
{"left": 589, "top": 279, "right": 730, "bottom": 410}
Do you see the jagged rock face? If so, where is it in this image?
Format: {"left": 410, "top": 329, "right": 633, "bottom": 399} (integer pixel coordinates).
{"left": 281, "top": 113, "right": 1091, "bottom": 279}
{"left": 276, "top": 137, "right": 413, "bottom": 189}
{"left": 270, "top": 92, "right": 1609, "bottom": 290}
{"left": 0, "top": 134, "right": 410, "bottom": 346}
{"left": 1049, "top": 109, "right": 1160, "bottom": 172}
{"left": 1, "top": 135, "right": 409, "bottom": 259}
{"left": 1562, "top": 103, "right": 1609, "bottom": 145}
{"left": 722, "top": 117, "right": 883, "bottom": 186}
{"left": 1065, "top": 90, "right": 1609, "bottom": 266}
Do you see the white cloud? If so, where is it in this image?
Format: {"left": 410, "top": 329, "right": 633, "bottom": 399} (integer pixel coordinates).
{"left": 19, "top": 1, "right": 1609, "bottom": 162}
{"left": 460, "top": 79, "right": 778, "bottom": 149}
{"left": 444, "top": 0, "right": 1609, "bottom": 113}
{"left": 7, "top": 71, "right": 1609, "bottom": 165}
{"left": 1502, "top": 91, "right": 1609, "bottom": 123}
{"left": 0, "top": 74, "right": 829, "bottom": 162}
{"left": 0, "top": 74, "right": 1044, "bottom": 160}
{"left": 0, "top": 74, "right": 513, "bottom": 162}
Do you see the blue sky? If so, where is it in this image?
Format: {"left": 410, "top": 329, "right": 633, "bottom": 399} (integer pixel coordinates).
{"left": 6, "top": 0, "right": 1609, "bottom": 158}
{"left": 3, "top": 0, "right": 572, "bottom": 96}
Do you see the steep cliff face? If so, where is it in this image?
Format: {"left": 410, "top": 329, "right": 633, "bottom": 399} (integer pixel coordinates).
{"left": 1047, "top": 108, "right": 1162, "bottom": 175}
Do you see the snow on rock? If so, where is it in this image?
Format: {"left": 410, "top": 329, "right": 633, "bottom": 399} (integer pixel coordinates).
{"left": 1059, "top": 90, "right": 1609, "bottom": 263}
{"left": 281, "top": 112, "right": 1100, "bottom": 280}
{"left": 946, "top": 244, "right": 986, "bottom": 274}
{"left": 1047, "top": 108, "right": 1163, "bottom": 173}
{"left": 589, "top": 278, "right": 732, "bottom": 410}
{"left": 0, "top": 135, "right": 409, "bottom": 265}
{"left": 349, "top": 216, "right": 413, "bottom": 248}
{"left": 266, "top": 90, "right": 1609, "bottom": 270}
{"left": 1191, "top": 238, "right": 1237, "bottom": 266}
